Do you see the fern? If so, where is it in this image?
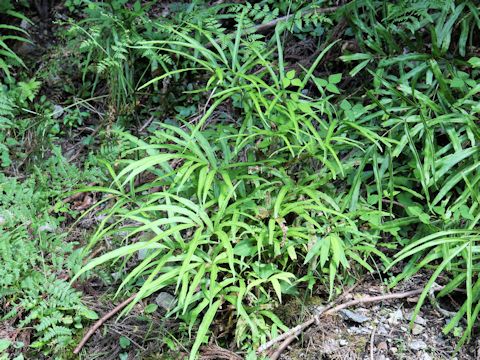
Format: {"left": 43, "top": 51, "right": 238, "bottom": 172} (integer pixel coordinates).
{"left": 0, "top": 91, "right": 14, "bottom": 130}
{"left": 0, "top": 171, "right": 98, "bottom": 357}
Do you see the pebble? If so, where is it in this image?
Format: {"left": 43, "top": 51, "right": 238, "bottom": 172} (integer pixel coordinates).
{"left": 419, "top": 353, "right": 432, "bottom": 360}
{"left": 20, "top": 19, "right": 31, "bottom": 30}
{"left": 412, "top": 324, "right": 424, "bottom": 335}
{"left": 111, "top": 272, "right": 122, "bottom": 280}
{"left": 155, "top": 292, "right": 176, "bottom": 311}
{"left": 388, "top": 309, "right": 403, "bottom": 324}
{"left": 339, "top": 309, "right": 370, "bottom": 323}
{"left": 311, "top": 305, "right": 326, "bottom": 316}
{"left": 348, "top": 327, "right": 371, "bottom": 335}
{"left": 52, "top": 105, "right": 64, "bottom": 119}
{"left": 339, "top": 339, "right": 348, "bottom": 346}
{"left": 323, "top": 339, "right": 339, "bottom": 353}
{"left": 377, "top": 341, "right": 388, "bottom": 351}
{"left": 38, "top": 223, "right": 55, "bottom": 232}
{"left": 137, "top": 248, "right": 150, "bottom": 260}
{"left": 406, "top": 312, "right": 427, "bottom": 326}
{"left": 409, "top": 340, "right": 427, "bottom": 351}
{"left": 377, "top": 325, "right": 389, "bottom": 335}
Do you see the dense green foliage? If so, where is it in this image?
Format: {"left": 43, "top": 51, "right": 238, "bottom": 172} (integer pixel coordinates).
{"left": 0, "top": 159, "right": 103, "bottom": 358}
{"left": 1, "top": 0, "right": 480, "bottom": 358}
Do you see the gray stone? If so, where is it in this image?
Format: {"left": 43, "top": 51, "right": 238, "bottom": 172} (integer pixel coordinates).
{"left": 412, "top": 324, "right": 424, "bottom": 335}
{"left": 52, "top": 105, "right": 64, "bottom": 119}
{"left": 406, "top": 312, "right": 427, "bottom": 326}
{"left": 111, "top": 272, "right": 122, "bottom": 280}
{"left": 388, "top": 309, "right": 403, "bottom": 325}
{"left": 38, "top": 223, "right": 54, "bottom": 232}
{"left": 137, "top": 248, "right": 150, "bottom": 260}
{"left": 409, "top": 340, "right": 427, "bottom": 351}
{"left": 311, "top": 305, "right": 326, "bottom": 316}
{"left": 339, "top": 309, "right": 369, "bottom": 323}
{"left": 339, "top": 339, "right": 348, "bottom": 346}
{"left": 323, "top": 339, "right": 340, "bottom": 354}
{"left": 20, "top": 19, "right": 31, "bottom": 30}
{"left": 376, "top": 325, "right": 389, "bottom": 335}
{"left": 419, "top": 353, "right": 432, "bottom": 360}
{"left": 347, "top": 327, "right": 371, "bottom": 335}
{"left": 155, "top": 292, "right": 175, "bottom": 311}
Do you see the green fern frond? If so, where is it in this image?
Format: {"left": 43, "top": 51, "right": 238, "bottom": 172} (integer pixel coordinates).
{"left": 0, "top": 91, "right": 15, "bottom": 130}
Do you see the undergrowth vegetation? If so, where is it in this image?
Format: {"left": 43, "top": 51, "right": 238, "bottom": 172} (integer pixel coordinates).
{"left": 1, "top": 0, "right": 480, "bottom": 359}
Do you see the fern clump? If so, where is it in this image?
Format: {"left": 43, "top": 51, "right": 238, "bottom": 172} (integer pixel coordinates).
{"left": 0, "top": 167, "right": 99, "bottom": 358}
{"left": 0, "top": 91, "right": 14, "bottom": 130}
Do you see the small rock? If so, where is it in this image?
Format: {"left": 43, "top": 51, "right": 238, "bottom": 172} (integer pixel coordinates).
{"left": 323, "top": 339, "right": 340, "bottom": 354}
{"left": 412, "top": 324, "right": 424, "bottom": 335}
{"left": 388, "top": 309, "right": 403, "bottom": 325}
{"left": 348, "top": 327, "right": 371, "bottom": 335}
{"left": 52, "top": 105, "right": 64, "bottom": 119}
{"left": 311, "top": 305, "right": 326, "bottom": 316}
{"left": 419, "top": 353, "right": 432, "bottom": 360}
{"left": 406, "top": 312, "right": 427, "bottom": 326}
{"left": 38, "top": 223, "right": 55, "bottom": 232}
{"left": 155, "top": 292, "right": 175, "bottom": 311}
{"left": 377, "top": 325, "right": 389, "bottom": 335}
{"left": 137, "top": 248, "right": 150, "bottom": 260}
{"left": 339, "top": 309, "right": 370, "bottom": 323}
{"left": 390, "top": 346, "right": 398, "bottom": 354}
{"left": 111, "top": 272, "right": 122, "bottom": 280}
{"left": 339, "top": 339, "right": 348, "bottom": 346}
{"left": 20, "top": 19, "right": 31, "bottom": 30}
{"left": 377, "top": 341, "right": 388, "bottom": 351}
{"left": 409, "top": 340, "right": 427, "bottom": 351}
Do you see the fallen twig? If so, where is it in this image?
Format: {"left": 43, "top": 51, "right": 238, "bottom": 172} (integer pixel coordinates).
{"left": 73, "top": 293, "right": 137, "bottom": 354}
{"left": 370, "top": 326, "right": 376, "bottom": 360}
{"left": 259, "top": 285, "right": 444, "bottom": 359}
{"left": 269, "top": 335, "right": 295, "bottom": 360}
{"left": 260, "top": 281, "right": 361, "bottom": 356}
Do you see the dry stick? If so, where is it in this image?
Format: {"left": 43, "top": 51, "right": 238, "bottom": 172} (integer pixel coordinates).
{"left": 73, "top": 293, "right": 137, "bottom": 354}
{"left": 264, "top": 281, "right": 359, "bottom": 359}
{"left": 269, "top": 335, "right": 296, "bottom": 360}
{"left": 270, "top": 281, "right": 362, "bottom": 358}
{"left": 370, "top": 326, "right": 377, "bottom": 360}
{"left": 259, "top": 285, "right": 444, "bottom": 357}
